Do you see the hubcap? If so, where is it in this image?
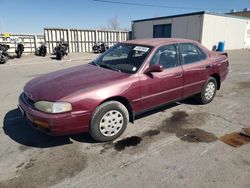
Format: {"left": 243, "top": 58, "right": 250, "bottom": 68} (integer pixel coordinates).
{"left": 205, "top": 82, "right": 215, "bottom": 100}
{"left": 99, "top": 110, "right": 124, "bottom": 137}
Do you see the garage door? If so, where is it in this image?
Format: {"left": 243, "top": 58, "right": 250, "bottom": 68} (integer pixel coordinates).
{"left": 153, "top": 24, "right": 172, "bottom": 38}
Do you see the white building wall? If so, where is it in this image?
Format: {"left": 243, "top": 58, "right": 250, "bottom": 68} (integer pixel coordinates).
{"left": 171, "top": 15, "right": 203, "bottom": 41}
{"left": 133, "top": 13, "right": 250, "bottom": 50}
{"left": 245, "top": 21, "right": 250, "bottom": 46}
{"left": 133, "top": 14, "right": 203, "bottom": 42}
{"left": 132, "top": 20, "right": 154, "bottom": 39}
{"left": 201, "top": 14, "right": 250, "bottom": 50}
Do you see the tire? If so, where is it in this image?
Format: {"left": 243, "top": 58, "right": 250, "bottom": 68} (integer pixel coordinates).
{"left": 0, "top": 58, "right": 6, "bottom": 64}
{"left": 196, "top": 77, "right": 217, "bottom": 104}
{"left": 42, "top": 50, "right": 47, "bottom": 57}
{"left": 0, "top": 55, "right": 7, "bottom": 64}
{"left": 16, "top": 51, "right": 21, "bottom": 58}
{"left": 56, "top": 52, "right": 62, "bottom": 60}
{"left": 89, "top": 101, "right": 129, "bottom": 142}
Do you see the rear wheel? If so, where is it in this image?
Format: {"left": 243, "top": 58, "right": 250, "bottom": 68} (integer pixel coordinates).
{"left": 89, "top": 101, "right": 129, "bottom": 142}
{"left": 196, "top": 77, "right": 217, "bottom": 104}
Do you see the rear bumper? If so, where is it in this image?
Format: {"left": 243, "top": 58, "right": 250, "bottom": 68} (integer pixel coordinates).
{"left": 18, "top": 94, "right": 91, "bottom": 136}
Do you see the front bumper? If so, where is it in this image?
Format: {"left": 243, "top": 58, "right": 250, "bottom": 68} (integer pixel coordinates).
{"left": 18, "top": 93, "right": 92, "bottom": 136}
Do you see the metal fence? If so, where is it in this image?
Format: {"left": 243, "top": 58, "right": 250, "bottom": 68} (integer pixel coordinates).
{"left": 44, "top": 28, "right": 130, "bottom": 53}
{"left": 0, "top": 34, "right": 44, "bottom": 54}
{"left": 0, "top": 29, "right": 130, "bottom": 54}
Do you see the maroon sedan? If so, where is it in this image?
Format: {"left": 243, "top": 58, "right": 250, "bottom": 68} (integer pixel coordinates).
{"left": 19, "top": 38, "right": 229, "bottom": 141}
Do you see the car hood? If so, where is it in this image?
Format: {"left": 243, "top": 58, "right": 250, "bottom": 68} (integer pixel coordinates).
{"left": 24, "top": 64, "right": 129, "bottom": 101}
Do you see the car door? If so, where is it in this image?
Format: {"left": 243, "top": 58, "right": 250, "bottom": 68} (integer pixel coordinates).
{"left": 137, "top": 44, "right": 184, "bottom": 111}
{"left": 178, "top": 43, "right": 211, "bottom": 97}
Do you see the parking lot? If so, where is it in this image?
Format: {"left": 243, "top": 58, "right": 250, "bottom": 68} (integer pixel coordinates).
{"left": 0, "top": 50, "right": 250, "bottom": 188}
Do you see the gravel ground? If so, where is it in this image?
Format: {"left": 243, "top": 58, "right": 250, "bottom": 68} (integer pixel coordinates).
{"left": 0, "top": 50, "right": 250, "bottom": 188}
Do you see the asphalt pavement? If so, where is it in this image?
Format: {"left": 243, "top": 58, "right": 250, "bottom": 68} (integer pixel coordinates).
{"left": 0, "top": 50, "right": 250, "bottom": 188}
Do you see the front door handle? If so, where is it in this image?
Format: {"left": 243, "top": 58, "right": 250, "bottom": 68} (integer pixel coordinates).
{"left": 175, "top": 73, "right": 182, "bottom": 78}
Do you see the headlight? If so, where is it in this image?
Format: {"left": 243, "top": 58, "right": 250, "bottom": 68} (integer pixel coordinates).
{"left": 34, "top": 101, "right": 72, "bottom": 113}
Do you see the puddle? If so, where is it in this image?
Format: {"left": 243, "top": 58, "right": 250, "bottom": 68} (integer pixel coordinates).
{"left": 114, "top": 136, "right": 142, "bottom": 151}
{"left": 176, "top": 128, "right": 217, "bottom": 143}
{"left": 219, "top": 132, "right": 250, "bottom": 147}
{"left": 1, "top": 145, "right": 87, "bottom": 188}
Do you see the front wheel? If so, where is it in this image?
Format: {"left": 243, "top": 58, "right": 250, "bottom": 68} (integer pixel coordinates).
{"left": 0, "top": 56, "right": 7, "bottom": 64}
{"left": 16, "top": 50, "right": 21, "bottom": 58}
{"left": 42, "top": 50, "right": 47, "bottom": 57}
{"left": 89, "top": 101, "right": 129, "bottom": 142}
{"left": 56, "top": 52, "right": 62, "bottom": 60}
{"left": 196, "top": 77, "right": 217, "bottom": 104}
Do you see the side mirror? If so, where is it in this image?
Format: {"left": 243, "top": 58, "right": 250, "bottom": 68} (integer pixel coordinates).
{"left": 144, "top": 64, "right": 163, "bottom": 74}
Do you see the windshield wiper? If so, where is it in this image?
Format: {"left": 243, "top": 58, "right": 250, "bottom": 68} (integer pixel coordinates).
{"left": 99, "top": 64, "right": 121, "bottom": 72}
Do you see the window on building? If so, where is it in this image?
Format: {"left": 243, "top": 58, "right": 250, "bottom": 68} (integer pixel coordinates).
{"left": 153, "top": 24, "right": 172, "bottom": 38}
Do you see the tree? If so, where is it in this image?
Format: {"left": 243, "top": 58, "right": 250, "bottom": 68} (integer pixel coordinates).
{"left": 107, "top": 16, "right": 120, "bottom": 30}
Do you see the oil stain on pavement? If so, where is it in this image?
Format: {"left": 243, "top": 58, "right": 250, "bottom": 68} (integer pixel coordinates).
{"left": 100, "top": 129, "right": 161, "bottom": 154}
{"left": 162, "top": 111, "right": 217, "bottom": 143}
{"left": 114, "top": 136, "right": 142, "bottom": 151}
{"left": 0, "top": 144, "right": 87, "bottom": 188}
{"left": 176, "top": 128, "right": 217, "bottom": 143}
{"left": 100, "top": 110, "right": 217, "bottom": 154}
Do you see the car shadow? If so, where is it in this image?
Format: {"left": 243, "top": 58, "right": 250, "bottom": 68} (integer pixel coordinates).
{"left": 135, "top": 98, "right": 200, "bottom": 120}
{"left": 135, "top": 102, "right": 179, "bottom": 120}
{"left": 3, "top": 99, "right": 200, "bottom": 148}
{"left": 3, "top": 108, "right": 95, "bottom": 148}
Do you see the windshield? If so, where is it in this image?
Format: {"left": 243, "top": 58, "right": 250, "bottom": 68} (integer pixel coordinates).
{"left": 91, "top": 43, "right": 152, "bottom": 74}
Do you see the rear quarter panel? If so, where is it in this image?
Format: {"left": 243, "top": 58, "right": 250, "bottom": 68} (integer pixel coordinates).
{"left": 210, "top": 52, "right": 229, "bottom": 82}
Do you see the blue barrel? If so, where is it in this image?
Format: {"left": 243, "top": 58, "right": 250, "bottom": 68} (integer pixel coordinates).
{"left": 217, "top": 41, "right": 225, "bottom": 51}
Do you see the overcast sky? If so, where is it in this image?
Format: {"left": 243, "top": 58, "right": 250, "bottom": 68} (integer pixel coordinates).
{"left": 0, "top": 0, "right": 249, "bottom": 34}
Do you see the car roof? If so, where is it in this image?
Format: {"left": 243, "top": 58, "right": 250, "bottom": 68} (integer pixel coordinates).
{"left": 122, "top": 38, "right": 198, "bottom": 47}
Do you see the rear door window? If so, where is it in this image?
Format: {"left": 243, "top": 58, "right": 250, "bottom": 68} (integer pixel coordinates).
{"left": 179, "top": 43, "right": 207, "bottom": 65}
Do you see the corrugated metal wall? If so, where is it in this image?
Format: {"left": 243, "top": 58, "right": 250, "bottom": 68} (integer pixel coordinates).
{"left": 44, "top": 28, "right": 130, "bottom": 53}
{"left": 0, "top": 34, "right": 44, "bottom": 53}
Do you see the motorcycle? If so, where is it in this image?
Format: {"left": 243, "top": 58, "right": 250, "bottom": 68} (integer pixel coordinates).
{"left": 92, "top": 43, "right": 109, "bottom": 53}
{"left": 0, "top": 44, "right": 10, "bottom": 64}
{"left": 16, "top": 43, "right": 24, "bottom": 58}
{"left": 53, "top": 41, "right": 68, "bottom": 60}
{"left": 36, "top": 43, "right": 47, "bottom": 57}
